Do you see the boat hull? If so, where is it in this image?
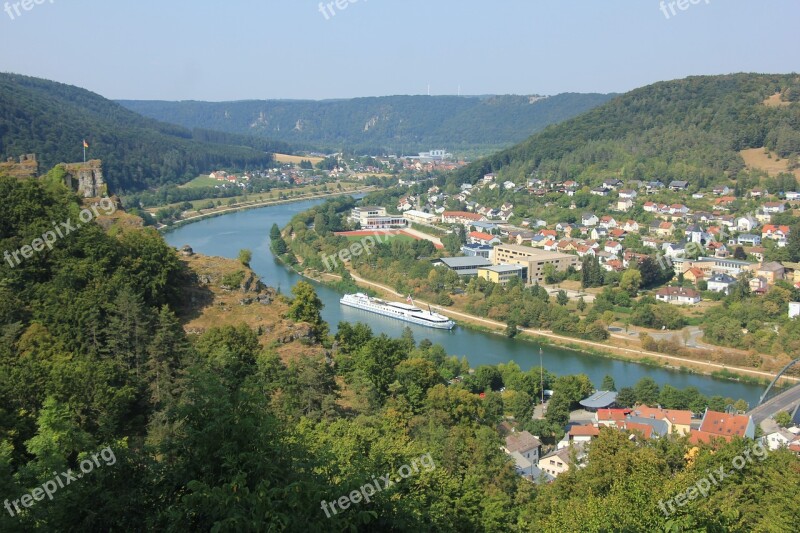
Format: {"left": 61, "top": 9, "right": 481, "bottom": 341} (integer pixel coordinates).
{"left": 340, "top": 294, "right": 455, "bottom": 330}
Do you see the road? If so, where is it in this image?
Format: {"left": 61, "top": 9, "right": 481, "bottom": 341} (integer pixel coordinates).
{"left": 749, "top": 383, "right": 800, "bottom": 425}
{"left": 330, "top": 271, "right": 800, "bottom": 383}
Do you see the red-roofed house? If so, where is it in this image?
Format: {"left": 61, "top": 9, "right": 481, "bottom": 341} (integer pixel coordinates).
{"left": 595, "top": 408, "right": 632, "bottom": 428}
{"left": 699, "top": 410, "right": 755, "bottom": 439}
{"left": 468, "top": 231, "right": 502, "bottom": 246}
{"left": 630, "top": 405, "right": 692, "bottom": 436}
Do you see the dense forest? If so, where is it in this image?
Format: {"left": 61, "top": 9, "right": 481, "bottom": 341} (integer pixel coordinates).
{"left": 0, "top": 73, "right": 289, "bottom": 192}
{"left": 118, "top": 93, "right": 616, "bottom": 155}
{"left": 1, "top": 174, "right": 799, "bottom": 530}
{"left": 453, "top": 73, "right": 800, "bottom": 188}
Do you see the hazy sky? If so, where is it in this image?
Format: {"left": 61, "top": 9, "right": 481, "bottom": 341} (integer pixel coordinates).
{"left": 1, "top": 0, "right": 798, "bottom": 101}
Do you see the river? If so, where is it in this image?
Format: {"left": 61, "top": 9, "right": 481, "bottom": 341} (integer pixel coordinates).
{"left": 164, "top": 197, "right": 764, "bottom": 405}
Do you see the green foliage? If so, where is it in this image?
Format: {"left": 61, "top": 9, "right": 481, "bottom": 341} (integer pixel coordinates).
{"left": 0, "top": 73, "right": 276, "bottom": 191}
{"left": 238, "top": 248, "right": 252, "bottom": 266}
{"left": 774, "top": 411, "right": 793, "bottom": 427}
{"left": 120, "top": 93, "right": 615, "bottom": 154}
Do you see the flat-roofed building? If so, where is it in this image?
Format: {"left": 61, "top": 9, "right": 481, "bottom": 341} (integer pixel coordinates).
{"left": 478, "top": 264, "right": 526, "bottom": 285}
{"left": 434, "top": 256, "right": 492, "bottom": 277}
{"left": 492, "top": 244, "right": 579, "bottom": 284}
{"left": 403, "top": 210, "right": 438, "bottom": 225}
{"left": 351, "top": 206, "right": 408, "bottom": 229}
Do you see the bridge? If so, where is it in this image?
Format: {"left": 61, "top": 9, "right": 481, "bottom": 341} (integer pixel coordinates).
{"left": 748, "top": 357, "right": 800, "bottom": 425}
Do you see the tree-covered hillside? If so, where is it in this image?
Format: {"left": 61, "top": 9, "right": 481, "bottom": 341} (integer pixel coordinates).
{"left": 0, "top": 73, "right": 290, "bottom": 192}
{"left": 1, "top": 174, "right": 799, "bottom": 531}
{"left": 453, "top": 74, "right": 800, "bottom": 188}
{"left": 118, "top": 93, "right": 616, "bottom": 155}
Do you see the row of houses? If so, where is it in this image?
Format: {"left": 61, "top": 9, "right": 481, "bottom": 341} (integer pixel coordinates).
{"left": 502, "top": 405, "right": 760, "bottom": 483}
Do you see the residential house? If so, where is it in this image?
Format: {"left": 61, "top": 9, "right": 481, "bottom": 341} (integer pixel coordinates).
{"left": 651, "top": 221, "right": 675, "bottom": 238}
{"left": 737, "top": 234, "right": 762, "bottom": 246}
{"left": 790, "top": 302, "right": 800, "bottom": 319}
{"left": 590, "top": 227, "right": 608, "bottom": 241}
{"left": 707, "top": 273, "right": 737, "bottom": 294}
{"left": 699, "top": 410, "right": 756, "bottom": 439}
{"left": 604, "top": 241, "right": 623, "bottom": 255}
{"left": 623, "top": 220, "right": 640, "bottom": 233}
{"left": 683, "top": 267, "right": 705, "bottom": 284}
{"left": 737, "top": 216, "right": 759, "bottom": 233}
{"left": 603, "top": 178, "right": 623, "bottom": 189}
{"left": 503, "top": 431, "right": 542, "bottom": 466}
{"left": 765, "top": 429, "right": 800, "bottom": 451}
{"left": 669, "top": 204, "right": 690, "bottom": 216}
{"left": 762, "top": 225, "right": 790, "bottom": 246}
{"left": 595, "top": 408, "right": 632, "bottom": 428}
{"left": 540, "top": 445, "right": 586, "bottom": 479}
{"left": 762, "top": 201, "right": 786, "bottom": 214}
{"left": 441, "top": 211, "right": 487, "bottom": 225}
{"left": 642, "top": 236, "right": 659, "bottom": 249}
{"left": 599, "top": 215, "right": 618, "bottom": 228}
{"left": 468, "top": 231, "right": 502, "bottom": 247}
{"left": 591, "top": 187, "right": 611, "bottom": 197}
{"left": 712, "top": 185, "right": 731, "bottom": 196}
{"left": 669, "top": 180, "right": 689, "bottom": 191}
{"left": 618, "top": 189, "right": 637, "bottom": 200}
{"left": 558, "top": 425, "right": 600, "bottom": 450}
{"left": 656, "top": 286, "right": 701, "bottom": 305}
{"left": 616, "top": 197, "right": 634, "bottom": 212}
{"left": 629, "top": 405, "right": 692, "bottom": 436}
{"left": 646, "top": 181, "right": 665, "bottom": 192}
{"left": 749, "top": 276, "right": 768, "bottom": 294}
{"left": 582, "top": 213, "right": 599, "bottom": 226}
{"left": 757, "top": 261, "right": 785, "bottom": 284}
{"left": 785, "top": 192, "right": 800, "bottom": 201}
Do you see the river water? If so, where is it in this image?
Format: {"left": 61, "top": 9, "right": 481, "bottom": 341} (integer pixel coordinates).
{"left": 164, "top": 198, "right": 764, "bottom": 405}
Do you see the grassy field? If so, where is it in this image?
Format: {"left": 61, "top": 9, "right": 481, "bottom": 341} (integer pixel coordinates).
{"left": 181, "top": 175, "right": 224, "bottom": 188}
{"left": 740, "top": 147, "right": 800, "bottom": 180}
{"left": 275, "top": 153, "right": 325, "bottom": 165}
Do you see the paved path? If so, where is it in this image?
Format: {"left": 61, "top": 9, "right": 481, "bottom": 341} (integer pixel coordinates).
{"left": 338, "top": 272, "right": 799, "bottom": 383}
{"left": 157, "top": 187, "right": 375, "bottom": 229}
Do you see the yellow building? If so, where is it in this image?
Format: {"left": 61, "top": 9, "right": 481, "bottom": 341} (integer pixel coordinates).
{"left": 492, "top": 244, "right": 579, "bottom": 285}
{"left": 477, "top": 265, "right": 526, "bottom": 285}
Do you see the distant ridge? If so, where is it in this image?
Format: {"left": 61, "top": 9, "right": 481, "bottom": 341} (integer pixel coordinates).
{"left": 453, "top": 73, "right": 800, "bottom": 190}
{"left": 118, "top": 93, "right": 616, "bottom": 155}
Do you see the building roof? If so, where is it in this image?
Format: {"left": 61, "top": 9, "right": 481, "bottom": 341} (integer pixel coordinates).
{"left": 688, "top": 429, "right": 732, "bottom": 445}
{"left": 709, "top": 273, "right": 736, "bottom": 283}
{"left": 443, "top": 211, "right": 484, "bottom": 221}
{"left": 631, "top": 405, "right": 692, "bottom": 427}
{"left": 596, "top": 408, "right": 632, "bottom": 423}
{"left": 625, "top": 416, "right": 670, "bottom": 437}
{"left": 699, "top": 410, "right": 752, "bottom": 438}
{"left": 758, "top": 261, "right": 785, "bottom": 272}
{"left": 480, "top": 265, "right": 525, "bottom": 274}
{"left": 619, "top": 421, "right": 654, "bottom": 439}
{"left": 579, "top": 390, "right": 618, "bottom": 409}
{"left": 439, "top": 257, "right": 492, "bottom": 268}
{"left": 656, "top": 286, "right": 700, "bottom": 298}
{"left": 568, "top": 425, "right": 601, "bottom": 438}
{"left": 505, "top": 431, "right": 542, "bottom": 453}
{"left": 469, "top": 231, "right": 496, "bottom": 241}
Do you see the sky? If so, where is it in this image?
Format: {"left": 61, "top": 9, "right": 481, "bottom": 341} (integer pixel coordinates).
{"left": 0, "top": 0, "right": 798, "bottom": 101}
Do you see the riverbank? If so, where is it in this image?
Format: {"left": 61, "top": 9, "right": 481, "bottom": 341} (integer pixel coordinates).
{"left": 158, "top": 187, "right": 375, "bottom": 232}
{"left": 304, "top": 268, "right": 794, "bottom": 386}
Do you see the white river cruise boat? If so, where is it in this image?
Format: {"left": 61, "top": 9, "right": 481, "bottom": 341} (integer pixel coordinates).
{"left": 340, "top": 293, "right": 456, "bottom": 330}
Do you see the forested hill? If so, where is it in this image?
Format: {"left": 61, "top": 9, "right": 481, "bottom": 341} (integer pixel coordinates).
{"left": 117, "top": 93, "right": 615, "bottom": 154}
{"left": 453, "top": 73, "right": 800, "bottom": 188}
{"left": 0, "top": 73, "right": 290, "bottom": 192}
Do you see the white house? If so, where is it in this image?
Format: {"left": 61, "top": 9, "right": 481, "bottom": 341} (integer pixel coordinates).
{"left": 765, "top": 429, "right": 799, "bottom": 451}
{"left": 656, "top": 286, "right": 701, "bottom": 305}
{"left": 790, "top": 302, "right": 800, "bottom": 319}
{"left": 708, "top": 273, "right": 737, "bottom": 294}
{"left": 582, "top": 213, "right": 599, "bottom": 226}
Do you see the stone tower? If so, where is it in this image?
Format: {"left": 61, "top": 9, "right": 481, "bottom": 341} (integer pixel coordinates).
{"left": 62, "top": 160, "right": 107, "bottom": 198}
